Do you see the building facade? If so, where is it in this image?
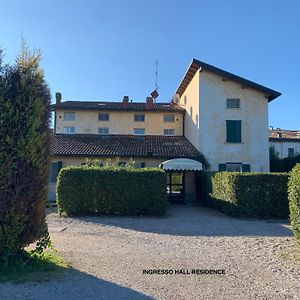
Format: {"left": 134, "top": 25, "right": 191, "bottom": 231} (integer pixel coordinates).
{"left": 175, "top": 59, "right": 280, "bottom": 172}
{"left": 49, "top": 59, "right": 281, "bottom": 201}
{"left": 269, "top": 129, "right": 300, "bottom": 158}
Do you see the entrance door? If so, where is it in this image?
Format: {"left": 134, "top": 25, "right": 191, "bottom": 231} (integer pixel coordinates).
{"left": 166, "top": 171, "right": 185, "bottom": 203}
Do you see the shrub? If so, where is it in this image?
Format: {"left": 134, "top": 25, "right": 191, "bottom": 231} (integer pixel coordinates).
{"left": 57, "top": 167, "right": 167, "bottom": 216}
{"left": 0, "top": 43, "right": 51, "bottom": 262}
{"left": 288, "top": 164, "right": 300, "bottom": 245}
{"left": 203, "top": 172, "right": 289, "bottom": 218}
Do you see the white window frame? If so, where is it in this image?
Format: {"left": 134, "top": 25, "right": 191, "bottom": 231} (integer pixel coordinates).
{"left": 164, "top": 114, "right": 175, "bottom": 122}
{"left": 164, "top": 129, "right": 175, "bottom": 136}
{"left": 98, "top": 127, "right": 109, "bottom": 135}
{"left": 134, "top": 128, "right": 145, "bottom": 135}
{"left": 134, "top": 114, "right": 145, "bottom": 122}
{"left": 63, "top": 126, "right": 75, "bottom": 134}
{"left": 64, "top": 112, "right": 76, "bottom": 121}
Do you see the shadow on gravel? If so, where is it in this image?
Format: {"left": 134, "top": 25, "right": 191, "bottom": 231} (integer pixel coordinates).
{"left": 72, "top": 204, "right": 293, "bottom": 238}
{"left": 0, "top": 268, "right": 153, "bottom": 300}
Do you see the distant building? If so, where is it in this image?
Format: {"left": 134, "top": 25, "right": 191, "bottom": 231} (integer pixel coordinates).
{"left": 269, "top": 129, "right": 300, "bottom": 158}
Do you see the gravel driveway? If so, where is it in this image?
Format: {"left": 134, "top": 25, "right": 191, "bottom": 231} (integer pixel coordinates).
{"left": 1, "top": 204, "right": 300, "bottom": 299}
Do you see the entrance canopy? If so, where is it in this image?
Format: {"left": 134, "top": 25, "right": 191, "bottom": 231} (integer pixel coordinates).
{"left": 159, "top": 158, "right": 203, "bottom": 171}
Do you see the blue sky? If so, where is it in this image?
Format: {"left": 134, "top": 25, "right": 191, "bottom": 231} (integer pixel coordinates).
{"left": 0, "top": 0, "right": 299, "bottom": 129}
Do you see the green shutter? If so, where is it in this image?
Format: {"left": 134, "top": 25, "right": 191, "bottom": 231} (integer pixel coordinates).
{"left": 235, "top": 121, "right": 242, "bottom": 143}
{"left": 226, "top": 120, "right": 241, "bottom": 143}
{"left": 57, "top": 161, "right": 63, "bottom": 175}
{"left": 226, "top": 121, "right": 235, "bottom": 142}
{"left": 242, "top": 164, "right": 250, "bottom": 172}
{"left": 219, "top": 164, "right": 226, "bottom": 171}
{"left": 51, "top": 161, "right": 63, "bottom": 182}
{"left": 51, "top": 162, "right": 58, "bottom": 182}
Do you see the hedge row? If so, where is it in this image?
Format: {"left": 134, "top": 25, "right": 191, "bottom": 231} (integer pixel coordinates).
{"left": 203, "top": 172, "right": 289, "bottom": 218}
{"left": 57, "top": 167, "right": 167, "bottom": 216}
{"left": 288, "top": 164, "right": 300, "bottom": 245}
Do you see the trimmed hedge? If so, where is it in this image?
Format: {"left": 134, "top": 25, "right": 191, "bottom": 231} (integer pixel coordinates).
{"left": 203, "top": 172, "right": 289, "bottom": 218}
{"left": 57, "top": 167, "right": 167, "bottom": 216}
{"left": 288, "top": 164, "right": 300, "bottom": 245}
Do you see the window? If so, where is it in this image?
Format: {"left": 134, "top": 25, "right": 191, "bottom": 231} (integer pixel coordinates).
{"left": 50, "top": 161, "right": 63, "bottom": 182}
{"left": 63, "top": 126, "right": 75, "bottom": 134}
{"left": 134, "top": 114, "right": 145, "bottom": 122}
{"left": 164, "top": 129, "right": 175, "bottom": 136}
{"left": 164, "top": 114, "right": 175, "bottom": 122}
{"left": 226, "top": 120, "right": 241, "bottom": 143}
{"left": 288, "top": 148, "right": 295, "bottom": 157}
{"left": 98, "top": 113, "right": 109, "bottom": 121}
{"left": 226, "top": 163, "right": 242, "bottom": 172}
{"left": 136, "top": 162, "right": 146, "bottom": 168}
{"left": 98, "top": 127, "right": 109, "bottom": 135}
{"left": 134, "top": 128, "right": 145, "bottom": 135}
{"left": 226, "top": 98, "right": 240, "bottom": 109}
{"left": 64, "top": 112, "right": 76, "bottom": 121}
{"left": 219, "top": 163, "right": 250, "bottom": 172}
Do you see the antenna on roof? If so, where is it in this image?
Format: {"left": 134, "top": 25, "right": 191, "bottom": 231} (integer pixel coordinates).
{"left": 155, "top": 59, "right": 159, "bottom": 91}
{"left": 150, "top": 59, "right": 159, "bottom": 102}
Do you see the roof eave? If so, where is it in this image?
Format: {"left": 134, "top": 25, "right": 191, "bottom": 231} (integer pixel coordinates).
{"left": 176, "top": 58, "right": 281, "bottom": 102}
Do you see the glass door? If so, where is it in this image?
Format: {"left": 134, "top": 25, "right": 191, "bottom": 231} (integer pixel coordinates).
{"left": 166, "top": 171, "right": 185, "bottom": 203}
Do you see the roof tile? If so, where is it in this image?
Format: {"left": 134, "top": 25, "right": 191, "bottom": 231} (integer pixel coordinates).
{"left": 51, "top": 134, "right": 200, "bottom": 158}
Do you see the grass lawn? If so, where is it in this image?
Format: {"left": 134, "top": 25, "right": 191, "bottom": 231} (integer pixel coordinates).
{"left": 0, "top": 250, "right": 70, "bottom": 283}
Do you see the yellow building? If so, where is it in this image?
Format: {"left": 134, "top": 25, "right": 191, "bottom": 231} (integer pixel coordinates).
{"left": 49, "top": 95, "right": 201, "bottom": 202}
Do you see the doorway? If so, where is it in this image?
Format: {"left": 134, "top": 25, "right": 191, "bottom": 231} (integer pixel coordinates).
{"left": 166, "top": 171, "right": 185, "bottom": 203}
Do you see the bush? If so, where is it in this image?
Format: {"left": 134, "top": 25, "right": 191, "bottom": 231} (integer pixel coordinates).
{"left": 57, "top": 167, "right": 167, "bottom": 216}
{"left": 288, "top": 164, "right": 300, "bottom": 245}
{"left": 0, "top": 43, "right": 51, "bottom": 261}
{"left": 203, "top": 172, "right": 289, "bottom": 218}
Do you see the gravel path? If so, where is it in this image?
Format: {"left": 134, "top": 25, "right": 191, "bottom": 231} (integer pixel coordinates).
{"left": 1, "top": 204, "right": 300, "bottom": 299}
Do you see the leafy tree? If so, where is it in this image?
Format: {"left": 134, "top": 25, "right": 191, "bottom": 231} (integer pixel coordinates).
{"left": 0, "top": 42, "right": 51, "bottom": 263}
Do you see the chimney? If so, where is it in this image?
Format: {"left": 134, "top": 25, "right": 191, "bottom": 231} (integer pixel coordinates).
{"left": 146, "top": 97, "right": 154, "bottom": 109}
{"left": 55, "top": 92, "right": 62, "bottom": 104}
{"left": 123, "top": 95, "right": 129, "bottom": 108}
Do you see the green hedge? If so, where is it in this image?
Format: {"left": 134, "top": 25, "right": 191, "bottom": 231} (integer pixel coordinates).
{"left": 203, "top": 172, "right": 289, "bottom": 218}
{"left": 288, "top": 164, "right": 300, "bottom": 245}
{"left": 57, "top": 167, "right": 167, "bottom": 216}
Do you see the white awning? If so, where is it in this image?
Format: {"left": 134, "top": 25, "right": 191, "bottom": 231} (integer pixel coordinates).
{"left": 159, "top": 158, "right": 203, "bottom": 171}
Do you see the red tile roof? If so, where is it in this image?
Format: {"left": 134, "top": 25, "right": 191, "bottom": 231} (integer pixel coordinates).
{"left": 51, "top": 134, "right": 200, "bottom": 158}
{"left": 51, "top": 101, "right": 185, "bottom": 112}
{"left": 269, "top": 129, "right": 300, "bottom": 142}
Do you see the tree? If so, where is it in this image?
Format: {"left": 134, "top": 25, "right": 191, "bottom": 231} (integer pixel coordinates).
{"left": 0, "top": 42, "right": 51, "bottom": 262}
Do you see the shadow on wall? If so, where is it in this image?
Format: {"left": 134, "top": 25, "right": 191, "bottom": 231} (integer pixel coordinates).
{"left": 69, "top": 204, "right": 293, "bottom": 238}
{"left": 1, "top": 268, "right": 153, "bottom": 300}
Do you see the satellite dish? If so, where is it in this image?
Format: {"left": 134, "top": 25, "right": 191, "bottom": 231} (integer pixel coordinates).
{"left": 172, "top": 93, "right": 180, "bottom": 104}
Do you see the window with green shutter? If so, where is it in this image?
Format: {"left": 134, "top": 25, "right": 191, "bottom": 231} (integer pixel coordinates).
{"left": 218, "top": 164, "right": 226, "bottom": 171}
{"left": 226, "top": 120, "right": 242, "bottom": 143}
